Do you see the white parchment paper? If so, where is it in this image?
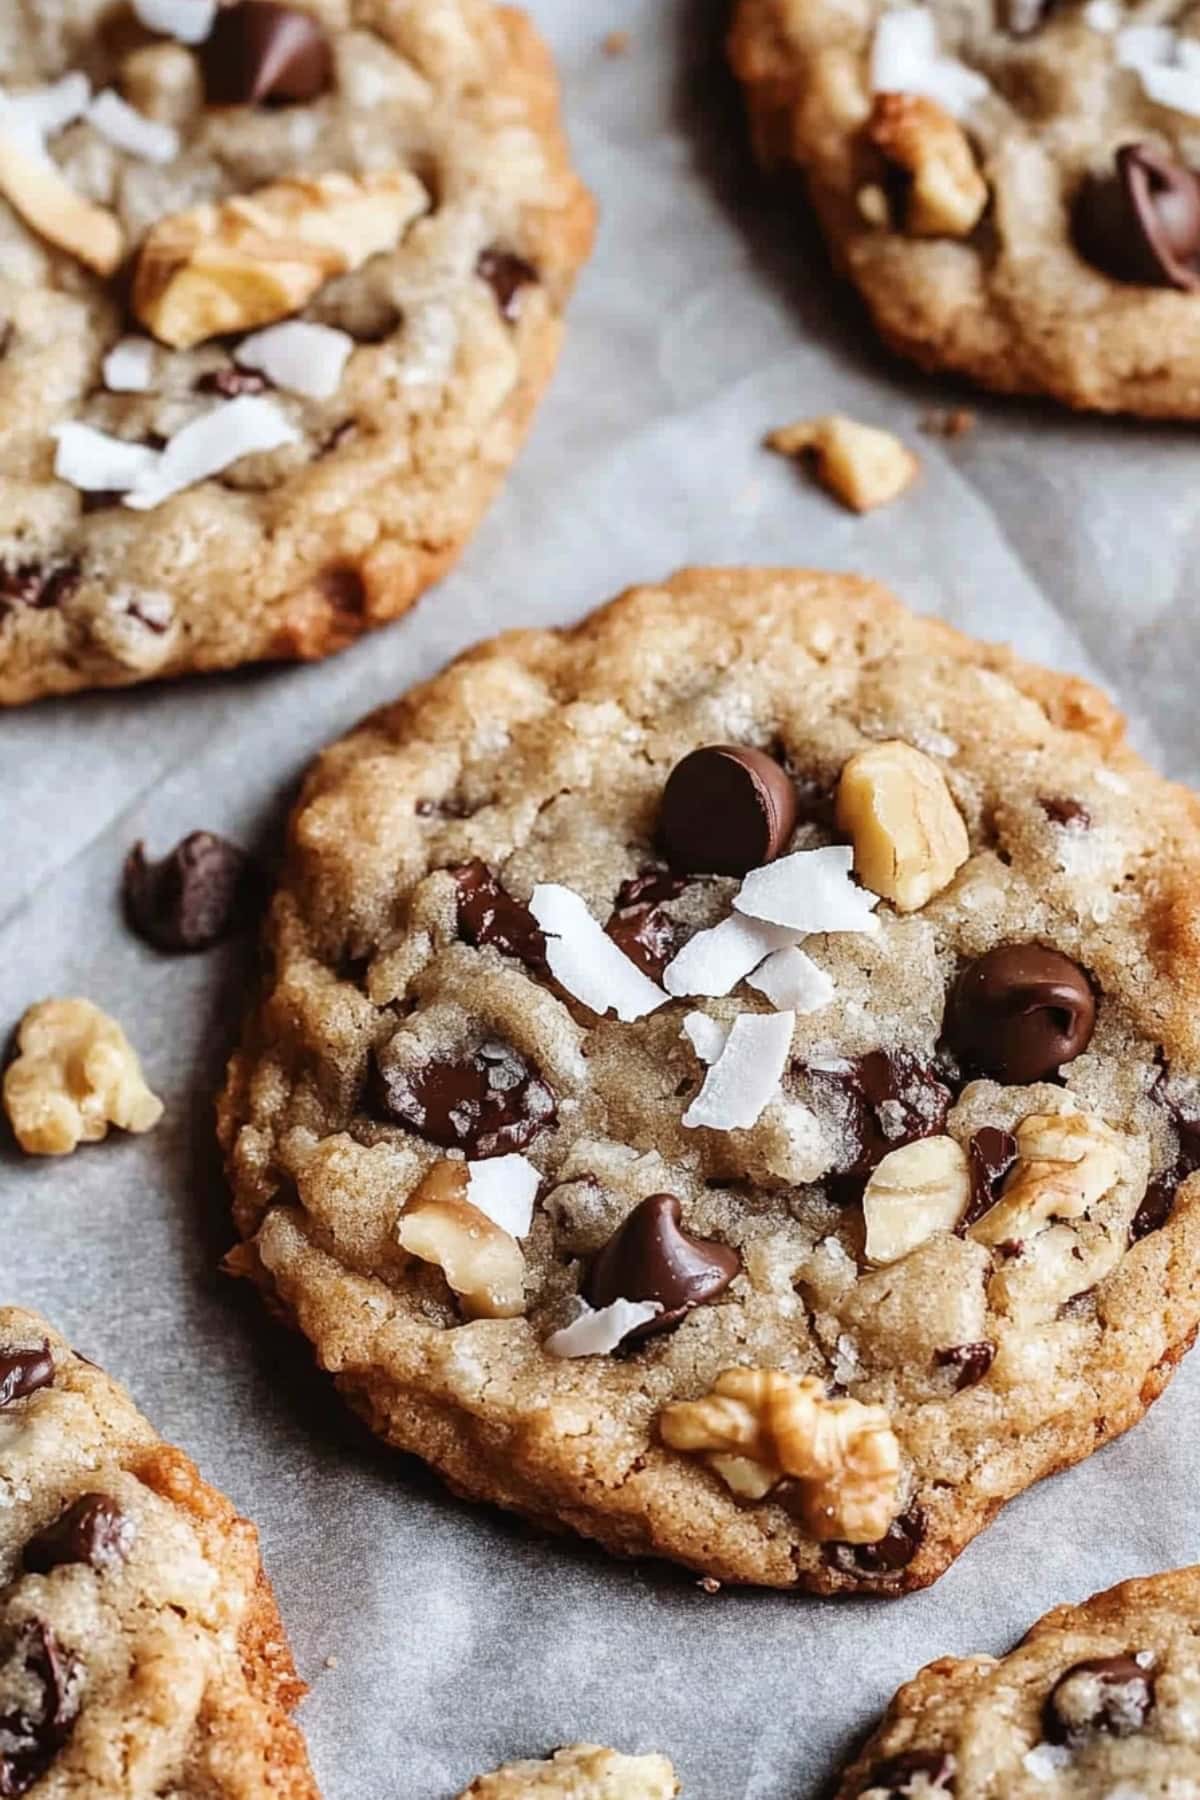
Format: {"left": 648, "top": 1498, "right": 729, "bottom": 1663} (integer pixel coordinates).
{"left": 5, "top": 3, "right": 1200, "bottom": 1795}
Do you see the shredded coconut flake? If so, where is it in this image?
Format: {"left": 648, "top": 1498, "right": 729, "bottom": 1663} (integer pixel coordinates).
{"left": 683, "top": 1011, "right": 795, "bottom": 1133}
{"left": 1082, "top": 0, "right": 1119, "bottom": 30}
{"left": 528, "top": 883, "right": 667, "bottom": 1021}
{"left": 1115, "top": 23, "right": 1177, "bottom": 69}
{"left": 545, "top": 1297, "right": 661, "bottom": 1357}
{"left": 123, "top": 396, "right": 298, "bottom": 511}
{"left": 663, "top": 912, "right": 802, "bottom": 998}
{"left": 0, "top": 73, "right": 90, "bottom": 151}
{"left": 682, "top": 1012, "right": 729, "bottom": 1066}
{"left": 132, "top": 0, "right": 217, "bottom": 44}
{"left": 465, "top": 1154, "right": 540, "bottom": 1239}
{"left": 1138, "top": 60, "right": 1200, "bottom": 113}
{"left": 734, "top": 845, "right": 880, "bottom": 936}
{"left": 236, "top": 320, "right": 354, "bottom": 399}
{"left": 1021, "top": 1744, "right": 1072, "bottom": 1780}
{"left": 869, "top": 7, "right": 989, "bottom": 116}
{"left": 51, "top": 422, "right": 160, "bottom": 493}
{"left": 746, "top": 946, "right": 834, "bottom": 1014}
{"left": 87, "top": 89, "right": 179, "bottom": 163}
{"left": 103, "top": 336, "right": 157, "bottom": 393}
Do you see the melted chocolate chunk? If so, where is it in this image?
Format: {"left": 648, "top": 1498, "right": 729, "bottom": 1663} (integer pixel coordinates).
{"left": 1044, "top": 1654, "right": 1155, "bottom": 1746}
{"left": 370, "top": 1039, "right": 556, "bottom": 1157}
{"left": 1133, "top": 1066, "right": 1200, "bottom": 1241}
{"left": 1040, "top": 796, "right": 1091, "bottom": 829}
{"left": 824, "top": 1504, "right": 925, "bottom": 1576}
{"left": 123, "top": 832, "right": 261, "bottom": 954}
{"left": 585, "top": 1194, "right": 740, "bottom": 1339}
{"left": 195, "top": 366, "right": 271, "bottom": 397}
{"left": 24, "top": 1494, "right": 136, "bottom": 1575}
{"left": 0, "top": 1621, "right": 81, "bottom": 1798}
{"left": 1074, "top": 144, "right": 1200, "bottom": 289}
{"left": 0, "top": 563, "right": 79, "bottom": 615}
{"left": 661, "top": 745, "right": 797, "bottom": 877}
{"left": 0, "top": 1344, "right": 54, "bottom": 1409}
{"left": 935, "top": 1341, "right": 995, "bottom": 1390}
{"left": 944, "top": 945, "right": 1096, "bottom": 1084}
{"left": 808, "top": 1053, "right": 952, "bottom": 1197}
{"left": 451, "top": 861, "right": 547, "bottom": 971}
{"left": 857, "top": 1749, "right": 955, "bottom": 1797}
{"left": 604, "top": 870, "right": 687, "bottom": 981}
{"left": 200, "top": 1, "right": 333, "bottom": 106}
{"left": 477, "top": 248, "right": 539, "bottom": 321}
{"left": 962, "top": 1127, "right": 1018, "bottom": 1230}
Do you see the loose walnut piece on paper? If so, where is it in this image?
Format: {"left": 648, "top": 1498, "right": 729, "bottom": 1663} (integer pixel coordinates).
{"left": 767, "top": 415, "right": 918, "bottom": 512}
{"left": 397, "top": 1160, "right": 526, "bottom": 1319}
{"left": 862, "top": 1136, "right": 971, "bottom": 1265}
{"left": 836, "top": 739, "right": 969, "bottom": 912}
{"left": 3, "top": 998, "right": 164, "bottom": 1155}
{"left": 865, "top": 92, "right": 988, "bottom": 238}
{"left": 970, "top": 1109, "right": 1125, "bottom": 1248}
{"left": 133, "top": 169, "right": 427, "bottom": 349}
{"left": 659, "top": 1368, "right": 902, "bottom": 1542}
{"left": 0, "top": 133, "right": 124, "bottom": 275}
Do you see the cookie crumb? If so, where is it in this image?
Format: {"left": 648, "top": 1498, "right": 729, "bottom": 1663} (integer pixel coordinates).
{"left": 920, "top": 407, "right": 976, "bottom": 439}
{"left": 766, "top": 415, "right": 918, "bottom": 513}
{"left": 697, "top": 1576, "right": 722, "bottom": 1594}
{"left": 324, "top": 1654, "right": 339, "bottom": 1670}
{"left": 602, "top": 29, "right": 630, "bottom": 55}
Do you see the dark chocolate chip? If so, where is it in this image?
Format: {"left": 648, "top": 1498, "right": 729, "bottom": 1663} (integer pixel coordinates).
{"left": 944, "top": 945, "right": 1096, "bottom": 1084}
{"left": 604, "top": 870, "right": 688, "bottom": 981}
{"left": 962, "top": 1127, "right": 1018, "bottom": 1230}
{"left": 807, "top": 1052, "right": 952, "bottom": 1196}
{"left": 452, "top": 860, "right": 547, "bottom": 972}
{"left": 195, "top": 366, "right": 271, "bottom": 397}
{"left": 857, "top": 1750, "right": 955, "bottom": 1798}
{"left": 1039, "top": 796, "right": 1090, "bottom": 829}
{"left": 1131, "top": 1170, "right": 1178, "bottom": 1243}
{"left": 1073, "top": 144, "right": 1200, "bottom": 289}
{"left": 477, "top": 248, "right": 539, "bottom": 322}
{"left": 123, "top": 832, "right": 260, "bottom": 954}
{"left": 1044, "top": 1655, "right": 1154, "bottom": 1746}
{"left": 661, "top": 745, "right": 798, "bottom": 877}
{"left": 0, "top": 1343, "right": 54, "bottom": 1409}
{"left": 24, "top": 1495, "right": 136, "bottom": 1575}
{"left": 0, "top": 1620, "right": 81, "bottom": 1798}
{"left": 200, "top": 1, "right": 333, "bottom": 105}
{"left": 370, "top": 1038, "right": 556, "bottom": 1158}
{"left": 1134, "top": 1065, "right": 1200, "bottom": 1240}
{"left": 0, "top": 562, "right": 80, "bottom": 615}
{"left": 935, "top": 1341, "right": 995, "bottom": 1390}
{"left": 585, "top": 1194, "right": 740, "bottom": 1340}
{"left": 824, "top": 1503, "right": 925, "bottom": 1577}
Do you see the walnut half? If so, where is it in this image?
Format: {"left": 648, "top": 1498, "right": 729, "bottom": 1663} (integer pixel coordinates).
{"left": 397, "top": 1160, "right": 526, "bottom": 1319}
{"left": 865, "top": 92, "right": 988, "bottom": 238}
{"left": 970, "top": 1109, "right": 1125, "bottom": 1248}
{"left": 3, "top": 998, "right": 163, "bottom": 1156}
{"left": 836, "top": 739, "right": 969, "bottom": 913}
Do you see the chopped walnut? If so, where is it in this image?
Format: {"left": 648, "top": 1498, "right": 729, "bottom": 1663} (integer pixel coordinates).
{"left": 862, "top": 1135, "right": 971, "bottom": 1264}
{"left": 0, "top": 133, "right": 124, "bottom": 275}
{"left": 866, "top": 92, "right": 988, "bottom": 238}
{"left": 397, "top": 1160, "right": 526, "bottom": 1319}
{"left": 836, "top": 739, "right": 969, "bottom": 912}
{"left": 970, "top": 1109, "right": 1125, "bottom": 1248}
{"left": 3, "top": 998, "right": 164, "bottom": 1156}
{"left": 767, "top": 415, "right": 918, "bottom": 513}
{"left": 659, "top": 1367, "right": 902, "bottom": 1542}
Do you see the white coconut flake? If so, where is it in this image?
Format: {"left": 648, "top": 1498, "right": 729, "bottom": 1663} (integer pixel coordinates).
{"left": 103, "top": 335, "right": 156, "bottom": 393}
{"left": 1137, "top": 60, "right": 1200, "bottom": 113}
{"left": 87, "top": 90, "right": 179, "bottom": 163}
{"left": 124, "top": 396, "right": 298, "bottom": 510}
{"left": 1082, "top": 0, "right": 1119, "bottom": 30}
{"left": 132, "top": 0, "right": 217, "bottom": 44}
{"left": 528, "top": 883, "right": 667, "bottom": 1022}
{"left": 0, "top": 73, "right": 91, "bottom": 152}
{"left": 1021, "top": 1744, "right": 1072, "bottom": 1780}
{"left": 682, "top": 1012, "right": 729, "bottom": 1066}
{"left": 869, "top": 7, "right": 989, "bottom": 117}
{"left": 1115, "top": 23, "right": 1176, "bottom": 70}
{"left": 663, "top": 912, "right": 802, "bottom": 998}
{"left": 465, "top": 1154, "right": 540, "bottom": 1239}
{"left": 235, "top": 321, "right": 354, "bottom": 399}
{"left": 400, "top": 301, "right": 460, "bottom": 385}
{"left": 735, "top": 845, "right": 880, "bottom": 936}
{"left": 683, "top": 1011, "right": 795, "bottom": 1133}
{"left": 545, "top": 1297, "right": 661, "bottom": 1358}
{"left": 51, "top": 422, "right": 161, "bottom": 493}
{"left": 746, "top": 945, "right": 835, "bottom": 1014}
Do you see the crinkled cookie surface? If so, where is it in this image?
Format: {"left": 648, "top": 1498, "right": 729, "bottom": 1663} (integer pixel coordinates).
{"left": 219, "top": 567, "right": 1200, "bottom": 1592}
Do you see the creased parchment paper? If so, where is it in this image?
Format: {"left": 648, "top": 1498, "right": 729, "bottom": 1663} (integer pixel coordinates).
{"left": 5, "top": 4, "right": 1200, "bottom": 1796}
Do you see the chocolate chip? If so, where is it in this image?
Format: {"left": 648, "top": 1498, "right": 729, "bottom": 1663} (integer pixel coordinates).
{"left": 944, "top": 945, "right": 1096, "bottom": 1084}
{"left": 585, "top": 1194, "right": 740, "bottom": 1339}
{"left": 1044, "top": 1655, "right": 1155, "bottom": 1746}
{"left": 1131, "top": 1170, "right": 1178, "bottom": 1243}
{"left": 370, "top": 1038, "right": 556, "bottom": 1158}
{"left": 0, "top": 1343, "right": 54, "bottom": 1409}
{"left": 1074, "top": 144, "right": 1200, "bottom": 289}
{"left": 935, "top": 1341, "right": 995, "bottom": 1390}
{"left": 1134, "top": 1066, "right": 1200, "bottom": 1241}
{"left": 200, "top": 1, "right": 332, "bottom": 105}
{"left": 0, "top": 562, "right": 80, "bottom": 615}
{"left": 477, "top": 248, "right": 539, "bottom": 322}
{"left": 24, "top": 1495, "right": 136, "bottom": 1575}
{"left": 1040, "top": 796, "right": 1090, "bottom": 829}
{"left": 123, "top": 832, "right": 260, "bottom": 953}
{"left": 452, "top": 861, "right": 547, "bottom": 972}
{"left": 824, "top": 1503, "right": 925, "bottom": 1576}
{"left": 807, "top": 1052, "right": 952, "bottom": 1195}
{"left": 195, "top": 366, "right": 271, "bottom": 397}
{"left": 961, "top": 1126, "right": 1017, "bottom": 1230}
{"left": 661, "top": 745, "right": 798, "bottom": 877}
{"left": 604, "top": 870, "right": 688, "bottom": 981}
{"left": 856, "top": 1750, "right": 955, "bottom": 1798}
{"left": 0, "top": 1620, "right": 81, "bottom": 1798}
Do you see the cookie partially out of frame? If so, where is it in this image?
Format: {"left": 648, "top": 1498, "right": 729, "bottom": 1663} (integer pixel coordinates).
{"left": 0, "top": 0, "right": 593, "bottom": 704}
{"left": 837, "top": 1565, "right": 1200, "bottom": 1796}
{"left": 730, "top": 0, "right": 1200, "bottom": 416}
{"left": 457, "top": 1746, "right": 679, "bottom": 1798}
{"left": 0, "top": 1306, "right": 316, "bottom": 1797}
{"left": 219, "top": 566, "right": 1200, "bottom": 1594}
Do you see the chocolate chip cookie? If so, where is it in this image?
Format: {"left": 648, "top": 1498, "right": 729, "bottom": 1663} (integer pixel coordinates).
{"left": 729, "top": 0, "right": 1200, "bottom": 414}
{"left": 836, "top": 1564, "right": 1200, "bottom": 1796}
{"left": 0, "top": 1306, "right": 315, "bottom": 1796}
{"left": 457, "top": 1746, "right": 679, "bottom": 1798}
{"left": 218, "top": 566, "right": 1200, "bottom": 1593}
{"left": 0, "top": 0, "right": 593, "bottom": 705}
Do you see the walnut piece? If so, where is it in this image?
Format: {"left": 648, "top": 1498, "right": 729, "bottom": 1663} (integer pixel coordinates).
{"left": 3, "top": 998, "right": 164, "bottom": 1156}
{"left": 659, "top": 1367, "right": 902, "bottom": 1543}
{"left": 397, "top": 1160, "right": 526, "bottom": 1319}
{"left": 0, "top": 132, "right": 124, "bottom": 275}
{"left": 865, "top": 92, "right": 988, "bottom": 238}
{"left": 835, "top": 739, "right": 969, "bottom": 912}
{"left": 970, "top": 1109, "right": 1125, "bottom": 1248}
{"left": 862, "top": 1135, "right": 971, "bottom": 1265}
{"left": 133, "top": 169, "right": 426, "bottom": 349}
{"left": 767, "top": 415, "right": 918, "bottom": 513}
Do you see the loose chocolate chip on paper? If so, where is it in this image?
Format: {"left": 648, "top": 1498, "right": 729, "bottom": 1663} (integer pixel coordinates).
{"left": 604, "top": 869, "right": 687, "bottom": 980}
{"left": 452, "top": 861, "right": 547, "bottom": 972}
{"left": 962, "top": 1126, "right": 1018, "bottom": 1230}
{"left": 0, "top": 1342, "right": 54, "bottom": 1409}
{"left": 857, "top": 1749, "right": 955, "bottom": 1798}
{"left": 24, "top": 1494, "right": 136, "bottom": 1574}
{"left": 935, "top": 1341, "right": 995, "bottom": 1390}
{"left": 824, "top": 1503, "right": 925, "bottom": 1576}
{"left": 370, "top": 1039, "right": 556, "bottom": 1158}
{"left": 586, "top": 1194, "right": 740, "bottom": 1340}
{"left": 477, "top": 248, "right": 539, "bottom": 322}
{"left": 1074, "top": 144, "right": 1200, "bottom": 289}
{"left": 661, "top": 745, "right": 798, "bottom": 876}
{"left": 0, "top": 1619, "right": 81, "bottom": 1799}
{"left": 200, "top": 0, "right": 333, "bottom": 106}
{"left": 1044, "top": 1655, "right": 1155, "bottom": 1746}
{"left": 123, "top": 832, "right": 261, "bottom": 953}
{"left": 1040, "top": 796, "right": 1090, "bottom": 829}
{"left": 944, "top": 945, "right": 1096, "bottom": 1084}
